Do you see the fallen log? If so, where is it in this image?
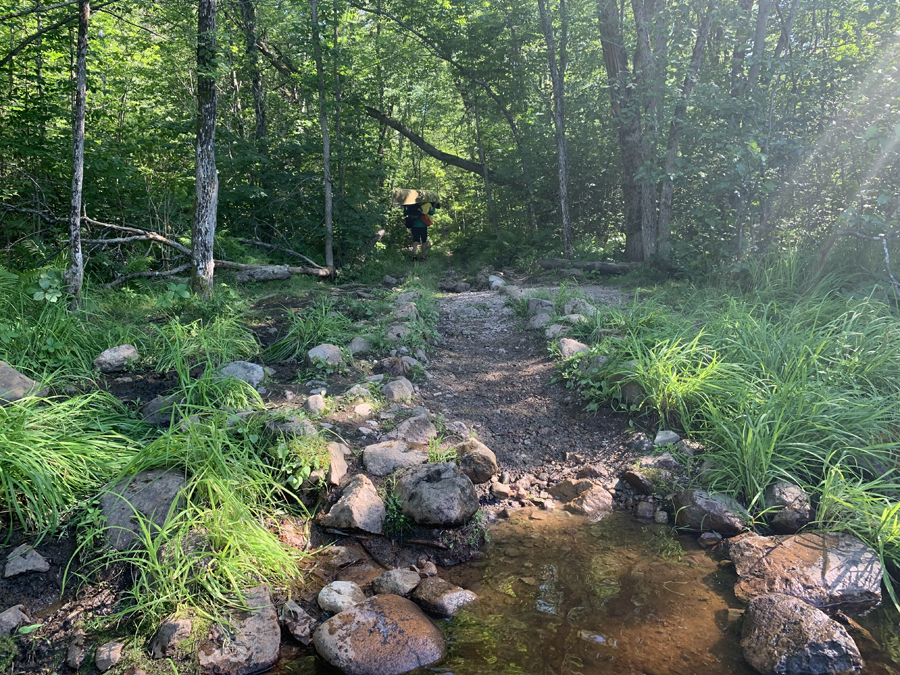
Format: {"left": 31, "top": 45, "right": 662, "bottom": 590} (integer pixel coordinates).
{"left": 538, "top": 259, "right": 641, "bottom": 274}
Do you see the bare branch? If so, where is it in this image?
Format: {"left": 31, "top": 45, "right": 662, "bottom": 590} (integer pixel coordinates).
{"left": 0, "top": 202, "right": 64, "bottom": 224}
{"left": 235, "top": 238, "right": 325, "bottom": 269}
{"left": 103, "top": 263, "right": 191, "bottom": 289}
{"left": 0, "top": 0, "right": 78, "bottom": 23}
{"left": 83, "top": 216, "right": 192, "bottom": 256}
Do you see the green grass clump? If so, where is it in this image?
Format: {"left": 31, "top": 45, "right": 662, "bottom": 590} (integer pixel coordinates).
{"left": 0, "top": 392, "right": 142, "bottom": 534}
{"left": 264, "top": 300, "right": 353, "bottom": 362}
{"left": 154, "top": 315, "right": 259, "bottom": 372}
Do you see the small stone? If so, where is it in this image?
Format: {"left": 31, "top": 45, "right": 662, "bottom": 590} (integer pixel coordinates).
{"left": 654, "top": 430, "right": 681, "bottom": 446}
{"left": 395, "top": 415, "right": 438, "bottom": 445}
{"left": 557, "top": 338, "right": 589, "bottom": 359}
{"left": 698, "top": 532, "right": 723, "bottom": 548}
{"left": 392, "top": 302, "right": 420, "bottom": 321}
{"left": 151, "top": 618, "right": 193, "bottom": 659}
{"left": 526, "top": 313, "right": 553, "bottom": 330}
{"left": 491, "top": 483, "right": 512, "bottom": 499}
{"left": 366, "top": 373, "right": 384, "bottom": 382}
{"left": 654, "top": 510, "right": 669, "bottom": 524}
{"left": 326, "top": 442, "right": 349, "bottom": 485}
{"left": 320, "top": 475, "right": 386, "bottom": 534}
{"left": 455, "top": 438, "right": 498, "bottom": 484}
{"left": 318, "top": 581, "right": 367, "bottom": 614}
{"left": 307, "top": 344, "right": 343, "bottom": 366}
{"left": 281, "top": 600, "right": 318, "bottom": 646}
{"left": 304, "top": 394, "right": 327, "bottom": 415}
{"left": 344, "top": 384, "right": 371, "bottom": 399}
{"left": 634, "top": 501, "right": 655, "bottom": 520}
{"left": 0, "top": 361, "right": 45, "bottom": 404}
{"left": 528, "top": 298, "right": 554, "bottom": 315}
{"left": 218, "top": 361, "right": 265, "bottom": 387}
{"left": 354, "top": 403, "right": 374, "bottom": 416}
{"left": 453, "top": 281, "right": 471, "bottom": 293}
{"left": 383, "top": 275, "right": 398, "bottom": 286}
{"left": 623, "top": 470, "right": 654, "bottom": 496}
{"left": 95, "top": 640, "right": 125, "bottom": 672}
{"left": 0, "top": 605, "right": 29, "bottom": 637}
{"left": 372, "top": 569, "right": 422, "bottom": 596}
{"left": 94, "top": 344, "right": 139, "bottom": 373}
{"left": 66, "top": 630, "right": 87, "bottom": 669}
{"left": 363, "top": 440, "right": 427, "bottom": 476}
{"left": 4, "top": 544, "right": 50, "bottom": 578}
{"left": 412, "top": 577, "right": 478, "bottom": 617}
{"left": 544, "top": 324, "right": 568, "bottom": 339}
{"left": 386, "top": 324, "right": 411, "bottom": 341}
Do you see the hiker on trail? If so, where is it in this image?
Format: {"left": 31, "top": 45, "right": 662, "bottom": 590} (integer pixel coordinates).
{"left": 409, "top": 202, "right": 436, "bottom": 262}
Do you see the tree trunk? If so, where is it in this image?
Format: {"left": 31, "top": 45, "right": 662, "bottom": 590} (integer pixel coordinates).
{"left": 311, "top": 0, "right": 333, "bottom": 268}
{"left": 192, "top": 0, "right": 218, "bottom": 298}
{"left": 65, "top": 0, "right": 88, "bottom": 307}
{"left": 333, "top": 8, "right": 345, "bottom": 199}
{"left": 472, "top": 89, "right": 495, "bottom": 233}
{"left": 538, "top": 0, "right": 573, "bottom": 259}
{"left": 239, "top": 0, "right": 266, "bottom": 143}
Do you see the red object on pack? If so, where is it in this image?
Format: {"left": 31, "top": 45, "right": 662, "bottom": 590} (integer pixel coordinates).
{"left": 420, "top": 214, "right": 432, "bottom": 227}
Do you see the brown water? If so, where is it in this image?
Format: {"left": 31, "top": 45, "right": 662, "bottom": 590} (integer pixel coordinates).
{"left": 285, "top": 511, "right": 900, "bottom": 675}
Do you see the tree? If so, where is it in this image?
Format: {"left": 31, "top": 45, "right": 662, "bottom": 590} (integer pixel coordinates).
{"left": 311, "top": 0, "right": 334, "bottom": 268}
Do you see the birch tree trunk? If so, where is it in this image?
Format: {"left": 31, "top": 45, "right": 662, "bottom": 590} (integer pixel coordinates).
{"left": 311, "top": 0, "right": 333, "bottom": 268}
{"left": 65, "top": 0, "right": 88, "bottom": 307}
{"left": 192, "top": 0, "right": 218, "bottom": 298}
{"left": 537, "top": 0, "right": 573, "bottom": 259}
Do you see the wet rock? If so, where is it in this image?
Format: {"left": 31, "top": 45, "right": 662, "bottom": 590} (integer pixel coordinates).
{"left": 634, "top": 501, "right": 655, "bottom": 520}
{"left": 528, "top": 298, "right": 554, "bottom": 316}
{"left": 326, "top": 442, "right": 349, "bottom": 485}
{"left": 198, "top": 589, "right": 280, "bottom": 674}
{"left": 698, "top": 532, "right": 723, "bottom": 548}
{"left": 392, "top": 302, "right": 419, "bottom": 321}
{"left": 0, "top": 361, "right": 45, "bottom": 403}
{"left": 363, "top": 440, "right": 427, "bottom": 477}
{"left": 94, "top": 344, "right": 139, "bottom": 372}
{"left": 558, "top": 338, "right": 589, "bottom": 359}
{"left": 349, "top": 337, "right": 373, "bottom": 355}
{"left": 318, "top": 581, "right": 367, "bottom": 614}
{"left": 218, "top": 361, "right": 265, "bottom": 388}
{"left": 765, "top": 481, "right": 811, "bottom": 534}
{"left": 101, "top": 468, "right": 186, "bottom": 550}
{"left": 66, "top": 630, "right": 87, "bottom": 669}
{"left": 674, "top": 489, "right": 749, "bottom": 535}
{"left": 96, "top": 640, "right": 125, "bottom": 672}
{"left": 372, "top": 569, "right": 422, "bottom": 596}
{"left": 151, "top": 618, "right": 193, "bottom": 659}
{"left": 140, "top": 394, "right": 182, "bottom": 427}
{"left": 544, "top": 324, "right": 569, "bottom": 339}
{"left": 623, "top": 470, "right": 653, "bottom": 495}
{"left": 313, "top": 594, "right": 446, "bottom": 675}
{"left": 412, "top": 577, "right": 477, "bottom": 617}
{"left": 394, "top": 415, "right": 437, "bottom": 445}
{"left": 396, "top": 463, "right": 479, "bottom": 527}
{"left": 382, "top": 377, "right": 414, "bottom": 402}
{"left": 307, "top": 344, "right": 343, "bottom": 366}
{"left": 730, "top": 532, "right": 882, "bottom": 614}
{"left": 0, "top": 605, "right": 29, "bottom": 636}
{"left": 281, "top": 600, "right": 318, "bottom": 646}
{"left": 337, "top": 560, "right": 387, "bottom": 591}
{"left": 741, "top": 594, "right": 861, "bottom": 675}
{"left": 4, "top": 544, "right": 50, "bottom": 577}
{"left": 386, "top": 324, "right": 411, "bottom": 341}
{"left": 654, "top": 510, "right": 669, "bottom": 524}
{"left": 565, "top": 485, "right": 613, "bottom": 517}
{"left": 455, "top": 438, "right": 498, "bottom": 484}
{"left": 526, "top": 313, "right": 553, "bottom": 330}
{"left": 266, "top": 415, "right": 316, "bottom": 438}
{"left": 654, "top": 430, "right": 681, "bottom": 446}
{"left": 563, "top": 298, "right": 597, "bottom": 316}
{"left": 548, "top": 479, "right": 594, "bottom": 503}
{"left": 321, "top": 475, "right": 385, "bottom": 534}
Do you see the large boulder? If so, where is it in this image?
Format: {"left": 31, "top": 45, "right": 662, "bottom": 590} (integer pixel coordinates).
{"left": 363, "top": 440, "right": 427, "bottom": 477}
{"left": 396, "top": 463, "right": 479, "bottom": 527}
{"left": 313, "top": 594, "right": 446, "bottom": 675}
{"left": 218, "top": 361, "right": 265, "bottom": 388}
{"left": 741, "top": 594, "right": 862, "bottom": 675}
{"left": 307, "top": 344, "right": 343, "bottom": 366}
{"left": 320, "top": 475, "right": 386, "bottom": 534}
{"left": 198, "top": 585, "right": 280, "bottom": 675}
{"left": 673, "top": 489, "right": 749, "bottom": 535}
{"left": 764, "top": 481, "right": 811, "bottom": 534}
{"left": 94, "top": 345, "right": 139, "bottom": 373}
{"left": 411, "top": 577, "right": 477, "bottom": 617}
{"left": 318, "top": 581, "right": 367, "bottom": 614}
{"left": 382, "top": 377, "right": 414, "bottom": 402}
{"left": 729, "top": 532, "right": 882, "bottom": 614}
{"left": 0, "top": 361, "right": 45, "bottom": 404}
{"left": 100, "top": 468, "right": 186, "bottom": 550}
{"left": 454, "top": 438, "right": 498, "bottom": 484}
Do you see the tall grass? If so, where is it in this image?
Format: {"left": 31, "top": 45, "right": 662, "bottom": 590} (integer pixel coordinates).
{"left": 264, "top": 299, "right": 353, "bottom": 362}
{"left": 154, "top": 315, "right": 259, "bottom": 372}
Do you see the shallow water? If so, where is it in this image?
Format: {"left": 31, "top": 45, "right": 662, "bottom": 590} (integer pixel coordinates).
{"left": 285, "top": 511, "right": 900, "bottom": 675}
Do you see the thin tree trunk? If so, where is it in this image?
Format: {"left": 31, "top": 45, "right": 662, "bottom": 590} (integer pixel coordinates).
{"left": 472, "top": 89, "right": 495, "bottom": 233}
{"left": 311, "top": 0, "right": 333, "bottom": 268}
{"left": 538, "top": 0, "right": 573, "bottom": 259}
{"left": 65, "top": 0, "right": 88, "bottom": 307}
{"left": 631, "top": 0, "right": 659, "bottom": 260}
{"left": 192, "top": 0, "right": 218, "bottom": 298}
{"left": 239, "top": 0, "right": 266, "bottom": 143}
{"left": 333, "top": 7, "right": 345, "bottom": 198}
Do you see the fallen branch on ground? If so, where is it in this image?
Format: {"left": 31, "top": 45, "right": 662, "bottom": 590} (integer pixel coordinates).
{"left": 537, "top": 259, "right": 641, "bottom": 274}
{"left": 235, "top": 238, "right": 325, "bottom": 269}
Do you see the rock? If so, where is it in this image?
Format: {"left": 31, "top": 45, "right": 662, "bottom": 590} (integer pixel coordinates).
{"left": 453, "top": 281, "right": 471, "bottom": 293}
{"left": 367, "top": 374, "right": 384, "bottom": 383}
{"left": 266, "top": 415, "right": 316, "bottom": 438}
{"left": 140, "top": 394, "right": 182, "bottom": 427}
{"left": 372, "top": 569, "right": 422, "bottom": 596}
{"left": 4, "top": 544, "right": 50, "bottom": 577}
{"left": 95, "top": 640, "right": 125, "bottom": 672}
{"left": 320, "top": 475, "right": 385, "bottom": 534}
{"left": 66, "top": 630, "right": 87, "bottom": 669}
{"left": 412, "top": 577, "right": 477, "bottom": 617}
{"left": 741, "top": 594, "right": 862, "bottom": 675}
{"left": 455, "top": 438, "right": 498, "bottom": 484}
{"left": 382, "top": 377, "right": 414, "bottom": 402}
{"left": 94, "top": 345, "right": 139, "bottom": 372}
{"left": 355, "top": 403, "right": 374, "bottom": 416}
{"left": 565, "top": 485, "right": 613, "bottom": 517}
{"left": 396, "top": 463, "right": 479, "bottom": 527}
{"left": 304, "top": 394, "right": 327, "bottom": 415}
{"left": 654, "top": 510, "right": 669, "bottom": 524}
{"left": 563, "top": 298, "right": 597, "bottom": 316}
{"left": 218, "top": 361, "right": 265, "bottom": 387}
{"left": 558, "top": 338, "right": 589, "bottom": 359}
{"left": 400, "top": 356, "right": 421, "bottom": 370}
{"left": 386, "top": 324, "right": 411, "bottom": 341}
{"left": 526, "top": 313, "right": 553, "bottom": 330}
{"left": 488, "top": 275, "right": 506, "bottom": 290}
{"left": 392, "top": 302, "right": 419, "bottom": 321}
{"left": 313, "top": 594, "right": 445, "bottom": 675}
{"left": 0, "top": 361, "right": 45, "bottom": 403}
{"left": 528, "top": 298, "right": 554, "bottom": 316}
{"left": 363, "top": 440, "right": 427, "bottom": 476}
{"left": 544, "top": 324, "right": 569, "bottom": 339}
{"left": 235, "top": 265, "right": 291, "bottom": 283}
{"left": 344, "top": 384, "right": 372, "bottom": 399}
{"left": 639, "top": 453, "right": 680, "bottom": 472}
{"left": 765, "top": 481, "right": 811, "bottom": 534}
{"left": 151, "top": 618, "right": 193, "bottom": 659}
{"left": 349, "top": 337, "right": 373, "bottom": 355}
{"left": 622, "top": 470, "right": 654, "bottom": 495}
{"left": 100, "top": 468, "right": 186, "bottom": 550}
{"left": 491, "top": 483, "right": 512, "bottom": 499}
{"left": 729, "top": 532, "right": 882, "bottom": 614}
{"left": 198, "top": 585, "right": 280, "bottom": 675}
{"left": 318, "top": 581, "right": 367, "bottom": 614}
{"left": 395, "top": 292, "right": 420, "bottom": 303}
{"left": 674, "top": 489, "right": 749, "bottom": 535}
{"left": 654, "top": 430, "right": 681, "bottom": 446}
{"left": 281, "top": 600, "right": 318, "bottom": 646}
{"left": 323, "top": 443, "right": 349, "bottom": 486}
{"left": 698, "top": 532, "right": 723, "bottom": 548}
{"left": 548, "top": 479, "right": 594, "bottom": 503}
{"left": 395, "top": 415, "right": 438, "bottom": 445}
{"left": 634, "top": 501, "right": 655, "bottom": 520}
{"left": 558, "top": 269, "right": 585, "bottom": 280}
{"left": 0, "top": 605, "right": 29, "bottom": 636}
{"left": 307, "top": 344, "right": 343, "bottom": 367}
{"left": 383, "top": 275, "right": 398, "bottom": 286}
{"left": 561, "top": 313, "right": 589, "bottom": 324}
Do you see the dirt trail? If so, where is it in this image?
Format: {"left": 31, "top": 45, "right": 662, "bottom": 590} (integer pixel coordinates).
{"left": 423, "top": 283, "right": 635, "bottom": 484}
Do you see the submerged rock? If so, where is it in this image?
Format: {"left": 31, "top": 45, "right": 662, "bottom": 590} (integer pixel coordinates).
{"left": 281, "top": 600, "right": 318, "bottom": 646}
{"left": 741, "top": 594, "right": 862, "bottom": 675}
{"left": 313, "top": 594, "right": 446, "bottom": 675}
{"left": 411, "top": 577, "right": 477, "bottom": 617}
